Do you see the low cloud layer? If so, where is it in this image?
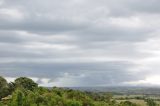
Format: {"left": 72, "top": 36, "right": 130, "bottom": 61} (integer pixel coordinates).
{"left": 0, "top": 0, "right": 160, "bottom": 86}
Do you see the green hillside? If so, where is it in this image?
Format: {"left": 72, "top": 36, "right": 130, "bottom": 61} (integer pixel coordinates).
{"left": 0, "top": 76, "right": 159, "bottom": 106}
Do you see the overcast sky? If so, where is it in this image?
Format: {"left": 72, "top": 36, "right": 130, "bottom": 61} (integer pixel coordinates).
{"left": 0, "top": 0, "right": 160, "bottom": 87}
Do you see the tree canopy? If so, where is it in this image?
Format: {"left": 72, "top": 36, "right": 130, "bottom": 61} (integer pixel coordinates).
{"left": 0, "top": 76, "right": 8, "bottom": 99}
{"left": 15, "top": 77, "right": 38, "bottom": 91}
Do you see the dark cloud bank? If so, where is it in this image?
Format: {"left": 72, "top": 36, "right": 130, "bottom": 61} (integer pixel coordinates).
{"left": 0, "top": 0, "right": 160, "bottom": 86}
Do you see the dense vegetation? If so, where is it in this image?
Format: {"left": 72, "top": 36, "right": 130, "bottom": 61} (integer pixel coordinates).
{"left": 0, "top": 76, "right": 159, "bottom": 106}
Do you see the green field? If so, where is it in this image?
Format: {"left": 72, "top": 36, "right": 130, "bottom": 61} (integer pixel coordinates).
{"left": 117, "top": 99, "right": 146, "bottom": 106}
{"left": 114, "top": 94, "right": 160, "bottom": 106}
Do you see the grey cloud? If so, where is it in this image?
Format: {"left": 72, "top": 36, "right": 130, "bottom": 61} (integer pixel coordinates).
{"left": 0, "top": 0, "right": 156, "bottom": 42}
{"left": 0, "top": 0, "right": 159, "bottom": 86}
{"left": 72, "top": 26, "right": 152, "bottom": 42}
{"left": 0, "top": 61, "right": 144, "bottom": 86}
{"left": 97, "top": 0, "right": 160, "bottom": 16}
{"left": 126, "top": 0, "right": 160, "bottom": 14}
{"left": 0, "top": 31, "right": 25, "bottom": 43}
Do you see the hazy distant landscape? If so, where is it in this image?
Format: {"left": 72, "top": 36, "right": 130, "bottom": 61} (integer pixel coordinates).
{"left": 70, "top": 86, "right": 160, "bottom": 95}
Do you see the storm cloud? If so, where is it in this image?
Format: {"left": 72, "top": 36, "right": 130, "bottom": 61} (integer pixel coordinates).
{"left": 0, "top": 0, "right": 160, "bottom": 86}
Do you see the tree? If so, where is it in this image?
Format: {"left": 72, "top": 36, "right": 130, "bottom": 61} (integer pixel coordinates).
{"left": 0, "top": 76, "right": 9, "bottom": 99}
{"left": 8, "top": 82, "right": 16, "bottom": 94}
{"left": 65, "top": 99, "right": 82, "bottom": 106}
{"left": 9, "top": 89, "right": 24, "bottom": 106}
{"left": 119, "top": 101, "right": 139, "bottom": 106}
{"left": 146, "top": 99, "right": 157, "bottom": 106}
{"left": 15, "top": 77, "right": 38, "bottom": 91}
{"left": 0, "top": 76, "right": 7, "bottom": 87}
{"left": 17, "top": 91, "right": 23, "bottom": 106}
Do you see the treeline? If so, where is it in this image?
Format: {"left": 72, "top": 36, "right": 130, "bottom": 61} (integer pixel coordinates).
{"left": 0, "top": 76, "right": 158, "bottom": 106}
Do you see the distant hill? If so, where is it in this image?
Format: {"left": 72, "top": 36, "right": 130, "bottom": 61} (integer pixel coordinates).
{"left": 68, "top": 86, "right": 160, "bottom": 95}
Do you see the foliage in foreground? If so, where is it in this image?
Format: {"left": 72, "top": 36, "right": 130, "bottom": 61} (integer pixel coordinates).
{"left": 0, "top": 76, "right": 158, "bottom": 106}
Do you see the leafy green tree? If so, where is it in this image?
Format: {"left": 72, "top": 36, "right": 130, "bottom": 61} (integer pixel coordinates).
{"left": 65, "top": 99, "right": 82, "bottom": 106}
{"left": 0, "top": 102, "right": 3, "bottom": 106}
{"left": 146, "top": 99, "right": 157, "bottom": 106}
{"left": 94, "top": 101, "right": 110, "bottom": 106}
{"left": 0, "top": 76, "right": 7, "bottom": 87}
{"left": 119, "top": 101, "right": 139, "bottom": 106}
{"left": 8, "top": 82, "right": 16, "bottom": 94}
{"left": 9, "top": 89, "right": 24, "bottom": 106}
{"left": 0, "top": 76, "right": 9, "bottom": 99}
{"left": 15, "top": 77, "right": 38, "bottom": 91}
{"left": 17, "top": 91, "right": 23, "bottom": 106}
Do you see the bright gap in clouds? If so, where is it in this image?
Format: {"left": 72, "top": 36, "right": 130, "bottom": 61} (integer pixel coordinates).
{"left": 124, "top": 75, "right": 160, "bottom": 86}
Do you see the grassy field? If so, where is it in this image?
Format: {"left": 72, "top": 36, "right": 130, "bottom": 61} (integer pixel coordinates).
{"left": 114, "top": 94, "right": 160, "bottom": 106}
{"left": 117, "top": 99, "right": 147, "bottom": 106}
